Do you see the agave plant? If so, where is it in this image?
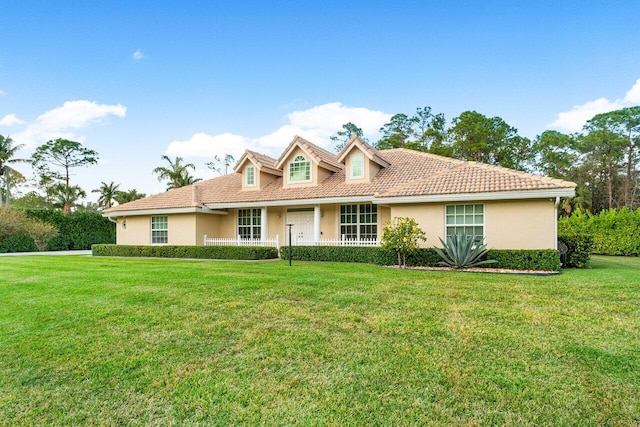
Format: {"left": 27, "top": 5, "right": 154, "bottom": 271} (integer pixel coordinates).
{"left": 434, "top": 233, "right": 496, "bottom": 269}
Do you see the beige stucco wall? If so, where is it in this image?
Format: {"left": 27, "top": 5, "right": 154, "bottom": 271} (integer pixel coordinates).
{"left": 484, "top": 199, "right": 555, "bottom": 249}
{"left": 114, "top": 199, "right": 556, "bottom": 250}
{"left": 389, "top": 199, "right": 556, "bottom": 249}
{"left": 116, "top": 216, "right": 152, "bottom": 245}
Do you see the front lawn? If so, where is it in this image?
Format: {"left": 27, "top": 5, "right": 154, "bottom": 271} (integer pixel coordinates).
{"left": 0, "top": 255, "right": 638, "bottom": 425}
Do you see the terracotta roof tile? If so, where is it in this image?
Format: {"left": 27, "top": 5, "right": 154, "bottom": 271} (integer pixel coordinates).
{"left": 105, "top": 147, "right": 576, "bottom": 214}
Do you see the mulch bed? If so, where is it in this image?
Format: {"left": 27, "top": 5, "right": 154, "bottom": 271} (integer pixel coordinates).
{"left": 390, "top": 265, "right": 560, "bottom": 276}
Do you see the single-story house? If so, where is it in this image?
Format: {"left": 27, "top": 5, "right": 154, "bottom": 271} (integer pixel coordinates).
{"left": 103, "top": 135, "right": 576, "bottom": 250}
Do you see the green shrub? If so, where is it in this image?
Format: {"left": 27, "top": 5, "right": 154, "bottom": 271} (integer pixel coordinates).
{"left": 282, "top": 246, "right": 560, "bottom": 271}
{"left": 558, "top": 234, "right": 593, "bottom": 268}
{"left": 381, "top": 217, "right": 427, "bottom": 268}
{"left": 280, "top": 246, "right": 384, "bottom": 263}
{"left": 487, "top": 250, "right": 560, "bottom": 271}
{"left": 93, "top": 244, "right": 278, "bottom": 260}
{"left": 0, "top": 233, "right": 38, "bottom": 253}
{"left": 559, "top": 208, "right": 640, "bottom": 256}
{"left": 24, "top": 209, "right": 115, "bottom": 250}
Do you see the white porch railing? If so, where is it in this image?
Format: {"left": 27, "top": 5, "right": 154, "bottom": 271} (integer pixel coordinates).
{"left": 203, "top": 234, "right": 379, "bottom": 248}
{"left": 294, "top": 235, "right": 379, "bottom": 247}
{"left": 204, "top": 234, "right": 280, "bottom": 249}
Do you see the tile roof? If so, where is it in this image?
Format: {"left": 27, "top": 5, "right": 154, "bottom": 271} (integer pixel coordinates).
{"left": 105, "top": 147, "right": 576, "bottom": 214}
{"left": 235, "top": 150, "right": 281, "bottom": 176}
{"left": 276, "top": 135, "right": 343, "bottom": 172}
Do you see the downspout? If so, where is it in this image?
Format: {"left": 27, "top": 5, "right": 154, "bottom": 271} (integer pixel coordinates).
{"left": 554, "top": 197, "right": 560, "bottom": 250}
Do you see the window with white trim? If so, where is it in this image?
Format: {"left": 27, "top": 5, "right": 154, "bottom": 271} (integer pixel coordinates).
{"left": 350, "top": 152, "right": 364, "bottom": 178}
{"left": 151, "top": 216, "right": 168, "bottom": 244}
{"left": 238, "top": 208, "right": 261, "bottom": 239}
{"left": 246, "top": 166, "right": 255, "bottom": 186}
{"left": 340, "top": 204, "right": 377, "bottom": 241}
{"left": 445, "top": 204, "right": 484, "bottom": 243}
{"left": 289, "top": 155, "right": 311, "bottom": 182}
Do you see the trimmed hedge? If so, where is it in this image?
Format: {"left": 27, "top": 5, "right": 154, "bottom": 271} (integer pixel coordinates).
{"left": 558, "top": 233, "right": 593, "bottom": 268}
{"left": 559, "top": 208, "right": 640, "bottom": 256}
{"left": 0, "top": 233, "right": 38, "bottom": 253}
{"left": 23, "top": 209, "right": 116, "bottom": 250}
{"left": 92, "top": 244, "right": 279, "bottom": 260}
{"left": 280, "top": 246, "right": 561, "bottom": 271}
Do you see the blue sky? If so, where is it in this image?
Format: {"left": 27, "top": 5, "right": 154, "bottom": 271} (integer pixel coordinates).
{"left": 1, "top": 1, "right": 640, "bottom": 200}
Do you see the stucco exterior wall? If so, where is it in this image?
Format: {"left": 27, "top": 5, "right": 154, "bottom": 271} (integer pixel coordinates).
{"left": 389, "top": 204, "right": 445, "bottom": 248}
{"left": 116, "top": 216, "right": 152, "bottom": 245}
{"left": 196, "top": 213, "right": 222, "bottom": 244}
{"left": 484, "top": 199, "right": 555, "bottom": 249}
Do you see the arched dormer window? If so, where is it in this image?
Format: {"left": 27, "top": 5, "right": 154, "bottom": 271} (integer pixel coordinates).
{"left": 289, "top": 155, "right": 311, "bottom": 182}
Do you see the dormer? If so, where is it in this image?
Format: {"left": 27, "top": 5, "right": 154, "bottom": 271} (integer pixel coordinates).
{"left": 234, "top": 150, "right": 281, "bottom": 191}
{"left": 337, "top": 136, "right": 390, "bottom": 183}
{"left": 276, "top": 136, "right": 342, "bottom": 188}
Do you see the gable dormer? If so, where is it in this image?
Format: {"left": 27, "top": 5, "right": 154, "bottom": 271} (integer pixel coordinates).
{"left": 276, "top": 135, "right": 342, "bottom": 188}
{"left": 337, "top": 136, "right": 390, "bottom": 183}
{"left": 234, "top": 150, "right": 281, "bottom": 191}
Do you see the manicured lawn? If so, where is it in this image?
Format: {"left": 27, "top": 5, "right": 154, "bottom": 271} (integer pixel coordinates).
{"left": 0, "top": 255, "right": 638, "bottom": 425}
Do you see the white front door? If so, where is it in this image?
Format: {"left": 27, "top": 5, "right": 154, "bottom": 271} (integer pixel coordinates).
{"left": 286, "top": 211, "right": 314, "bottom": 244}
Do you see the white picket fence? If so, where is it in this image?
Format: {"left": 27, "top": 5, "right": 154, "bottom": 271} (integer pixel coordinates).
{"left": 294, "top": 235, "right": 379, "bottom": 247}
{"left": 203, "top": 234, "right": 379, "bottom": 249}
{"left": 204, "top": 235, "right": 280, "bottom": 248}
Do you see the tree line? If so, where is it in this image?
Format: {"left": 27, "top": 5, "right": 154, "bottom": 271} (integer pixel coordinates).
{"left": 2, "top": 104, "right": 639, "bottom": 215}
{"left": 332, "top": 106, "right": 640, "bottom": 214}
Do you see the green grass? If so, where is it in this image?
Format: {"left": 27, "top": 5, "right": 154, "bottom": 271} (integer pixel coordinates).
{"left": 0, "top": 255, "right": 638, "bottom": 426}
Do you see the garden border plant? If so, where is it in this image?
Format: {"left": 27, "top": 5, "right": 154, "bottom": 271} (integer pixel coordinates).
{"left": 93, "top": 244, "right": 279, "bottom": 260}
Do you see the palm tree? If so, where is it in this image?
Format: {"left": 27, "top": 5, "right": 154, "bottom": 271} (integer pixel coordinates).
{"left": 152, "top": 155, "right": 198, "bottom": 190}
{"left": 51, "top": 183, "right": 86, "bottom": 214}
{"left": 0, "top": 135, "right": 29, "bottom": 206}
{"left": 114, "top": 188, "right": 146, "bottom": 204}
{"left": 175, "top": 171, "right": 202, "bottom": 188}
{"left": 92, "top": 181, "right": 120, "bottom": 209}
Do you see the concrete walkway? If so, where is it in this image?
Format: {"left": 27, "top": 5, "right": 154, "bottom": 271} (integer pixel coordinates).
{"left": 0, "top": 250, "right": 92, "bottom": 257}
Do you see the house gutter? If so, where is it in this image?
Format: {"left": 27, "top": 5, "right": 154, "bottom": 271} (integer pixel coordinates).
{"left": 373, "top": 188, "right": 576, "bottom": 205}
{"left": 554, "top": 196, "right": 561, "bottom": 250}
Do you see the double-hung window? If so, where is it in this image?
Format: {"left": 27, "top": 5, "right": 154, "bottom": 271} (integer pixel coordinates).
{"left": 340, "top": 204, "right": 377, "bottom": 241}
{"left": 238, "top": 209, "right": 261, "bottom": 239}
{"left": 151, "top": 216, "right": 168, "bottom": 244}
{"left": 289, "top": 155, "right": 311, "bottom": 182}
{"left": 445, "top": 204, "right": 484, "bottom": 244}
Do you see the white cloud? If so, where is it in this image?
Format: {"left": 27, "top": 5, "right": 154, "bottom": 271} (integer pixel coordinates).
{"left": 550, "top": 78, "right": 640, "bottom": 132}
{"left": 12, "top": 100, "right": 127, "bottom": 147}
{"left": 167, "top": 132, "right": 251, "bottom": 161}
{"left": 166, "top": 102, "right": 392, "bottom": 159}
{"left": 0, "top": 90, "right": 5, "bottom": 96}
{"left": 132, "top": 49, "right": 144, "bottom": 60}
{"left": 0, "top": 113, "right": 25, "bottom": 126}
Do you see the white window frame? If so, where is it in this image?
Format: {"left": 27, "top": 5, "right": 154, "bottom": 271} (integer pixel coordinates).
{"left": 350, "top": 152, "right": 364, "bottom": 179}
{"left": 246, "top": 165, "right": 256, "bottom": 187}
{"left": 151, "top": 216, "right": 168, "bottom": 244}
{"left": 339, "top": 204, "right": 378, "bottom": 241}
{"left": 444, "top": 204, "right": 485, "bottom": 244}
{"left": 238, "top": 208, "right": 261, "bottom": 239}
{"left": 289, "top": 155, "right": 311, "bottom": 183}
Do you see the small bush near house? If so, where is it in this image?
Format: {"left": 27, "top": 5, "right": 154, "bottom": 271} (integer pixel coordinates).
{"left": 93, "top": 244, "right": 279, "bottom": 260}
{"left": 558, "top": 233, "right": 593, "bottom": 268}
{"left": 381, "top": 217, "right": 427, "bottom": 268}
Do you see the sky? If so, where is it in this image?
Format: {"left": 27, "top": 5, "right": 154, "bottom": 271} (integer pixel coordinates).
{"left": 1, "top": 1, "right": 640, "bottom": 201}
